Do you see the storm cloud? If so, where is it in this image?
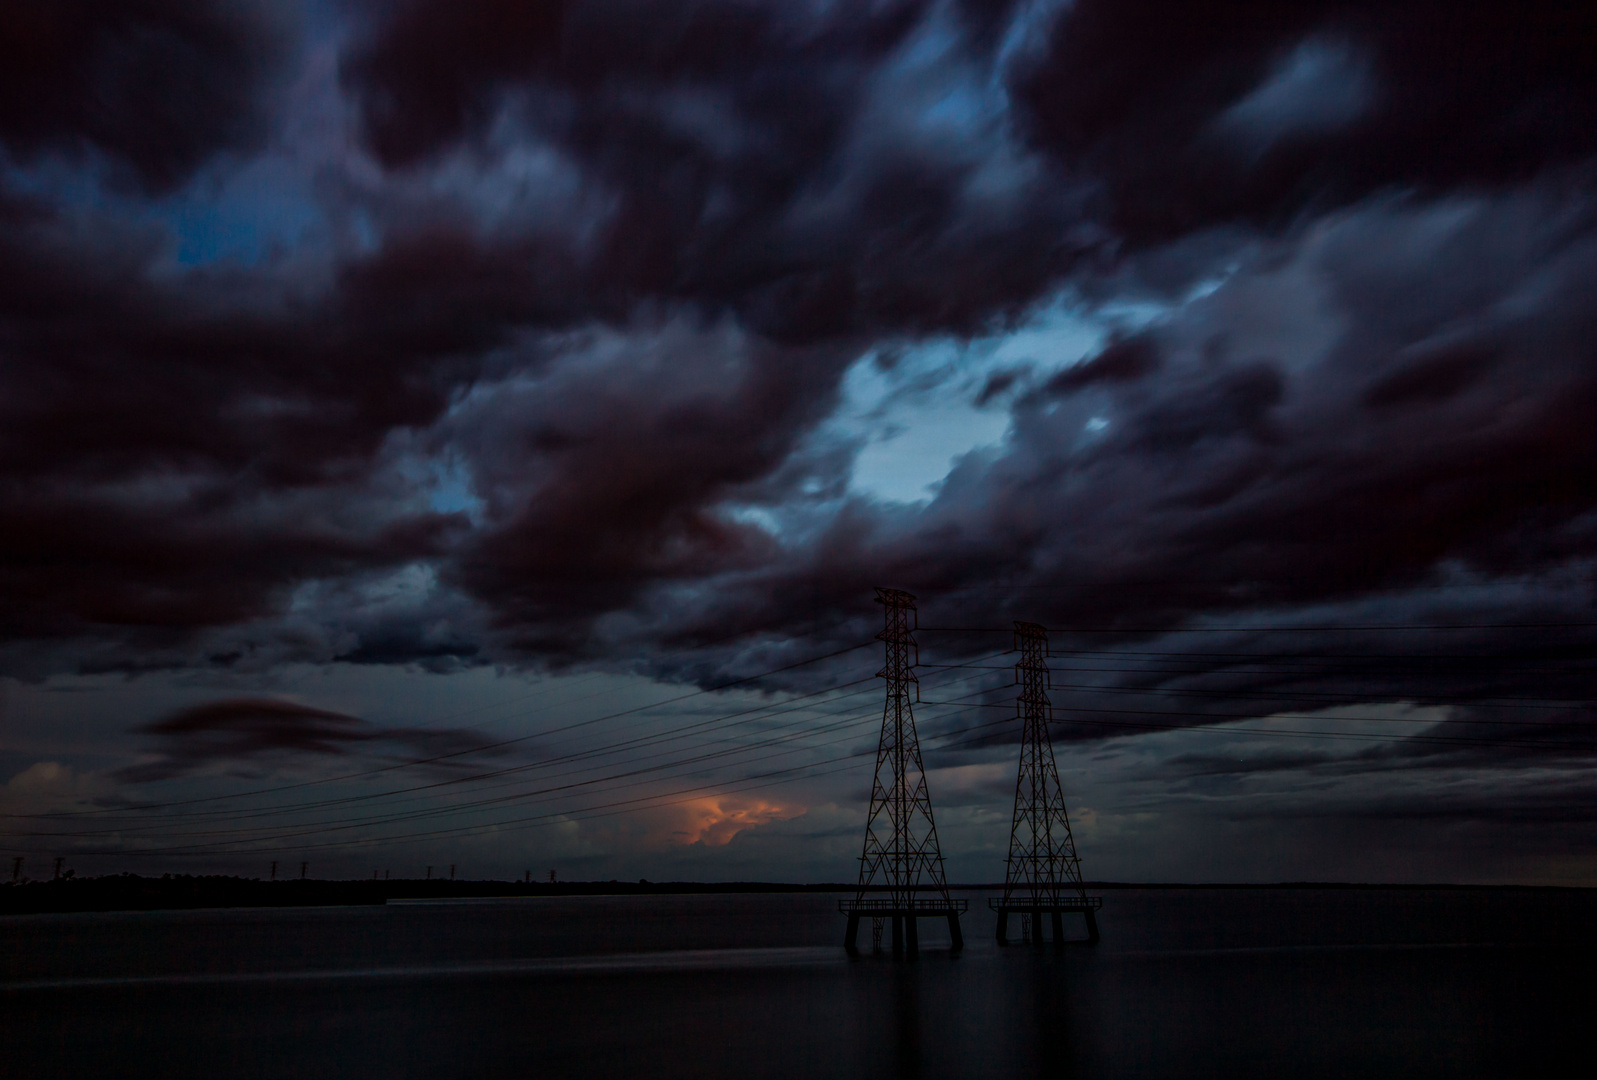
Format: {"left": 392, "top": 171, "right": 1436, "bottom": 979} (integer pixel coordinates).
{"left": 0, "top": 0, "right": 293, "bottom": 189}
{"left": 2, "top": 1, "right": 1596, "bottom": 877}
{"left": 119, "top": 696, "right": 493, "bottom": 781}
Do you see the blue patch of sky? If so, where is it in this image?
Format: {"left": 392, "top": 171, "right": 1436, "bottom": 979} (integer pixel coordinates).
{"left": 159, "top": 156, "right": 326, "bottom": 266}
{"left": 836, "top": 295, "right": 1110, "bottom": 504}
{"left": 824, "top": 273, "right": 1243, "bottom": 506}
{"left": 427, "top": 461, "right": 485, "bottom": 519}
{"left": 421, "top": 457, "right": 486, "bottom": 521}
{"left": 1, "top": 147, "right": 327, "bottom": 267}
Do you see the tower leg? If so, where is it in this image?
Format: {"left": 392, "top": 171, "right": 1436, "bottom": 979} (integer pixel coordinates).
{"left": 1084, "top": 907, "right": 1100, "bottom": 945}
{"left": 905, "top": 915, "right": 919, "bottom": 958}
{"left": 1051, "top": 911, "right": 1065, "bottom": 946}
{"left": 1031, "top": 907, "right": 1045, "bottom": 948}
{"left": 891, "top": 915, "right": 904, "bottom": 956}
{"left": 947, "top": 913, "right": 964, "bottom": 953}
{"left": 844, "top": 912, "right": 861, "bottom": 954}
{"left": 995, "top": 908, "right": 1009, "bottom": 945}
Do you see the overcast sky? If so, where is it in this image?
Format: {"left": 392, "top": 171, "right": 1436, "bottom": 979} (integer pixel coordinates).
{"left": 3, "top": 0, "right": 1596, "bottom": 885}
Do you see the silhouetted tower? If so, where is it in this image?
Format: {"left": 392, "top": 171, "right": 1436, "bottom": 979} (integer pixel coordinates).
{"left": 840, "top": 588, "right": 966, "bottom": 955}
{"left": 12, "top": 856, "right": 22, "bottom": 883}
{"left": 53, "top": 857, "right": 64, "bottom": 880}
{"left": 299, "top": 861, "right": 308, "bottom": 880}
{"left": 270, "top": 860, "right": 278, "bottom": 881}
{"left": 991, "top": 622, "right": 1100, "bottom": 945}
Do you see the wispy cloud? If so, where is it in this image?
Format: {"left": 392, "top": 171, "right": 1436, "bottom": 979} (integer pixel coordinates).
{"left": 117, "top": 698, "right": 490, "bottom": 781}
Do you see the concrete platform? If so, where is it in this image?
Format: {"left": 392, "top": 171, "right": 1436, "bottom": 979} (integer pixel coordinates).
{"left": 988, "top": 896, "right": 1102, "bottom": 945}
{"left": 839, "top": 897, "right": 969, "bottom": 955}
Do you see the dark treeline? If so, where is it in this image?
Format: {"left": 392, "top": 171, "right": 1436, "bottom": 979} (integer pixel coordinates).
{"left": 4, "top": 876, "right": 1589, "bottom": 916}
{"left": 0, "top": 874, "right": 863, "bottom": 915}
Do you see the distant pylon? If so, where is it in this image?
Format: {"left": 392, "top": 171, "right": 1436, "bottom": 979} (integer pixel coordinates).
{"left": 840, "top": 588, "right": 966, "bottom": 955}
{"left": 991, "top": 622, "right": 1100, "bottom": 944}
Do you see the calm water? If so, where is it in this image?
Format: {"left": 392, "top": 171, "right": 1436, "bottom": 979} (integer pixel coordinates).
{"left": 1, "top": 888, "right": 1588, "bottom": 1078}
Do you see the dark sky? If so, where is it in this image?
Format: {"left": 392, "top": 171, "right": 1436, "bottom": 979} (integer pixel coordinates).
{"left": 2, "top": 0, "right": 1596, "bottom": 884}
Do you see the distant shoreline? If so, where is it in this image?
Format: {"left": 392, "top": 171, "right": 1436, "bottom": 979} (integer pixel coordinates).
{"left": 2, "top": 875, "right": 1591, "bottom": 916}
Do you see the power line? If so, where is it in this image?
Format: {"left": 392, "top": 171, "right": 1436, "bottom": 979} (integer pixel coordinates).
{"left": 27, "top": 699, "right": 886, "bottom": 847}
{"left": 916, "top": 700, "right": 1597, "bottom": 753}
{"left": 31, "top": 661, "right": 1010, "bottom": 848}
{"left": 41, "top": 713, "right": 886, "bottom": 857}
{"left": 917, "top": 663, "right": 1594, "bottom": 711}
{"left": 32, "top": 675, "right": 885, "bottom": 828}
{"left": 13, "top": 639, "right": 876, "bottom": 820}
{"left": 18, "top": 611, "right": 1597, "bottom": 863}
{"left": 169, "top": 685, "right": 1597, "bottom": 857}
{"left": 17, "top": 662, "right": 1012, "bottom": 856}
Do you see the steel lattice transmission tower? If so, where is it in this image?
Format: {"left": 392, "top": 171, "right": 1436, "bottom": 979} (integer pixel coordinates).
{"left": 840, "top": 588, "right": 966, "bottom": 955}
{"left": 990, "top": 622, "right": 1101, "bottom": 945}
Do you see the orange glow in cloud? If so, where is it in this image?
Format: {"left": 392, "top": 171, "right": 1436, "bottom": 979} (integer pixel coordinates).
{"left": 670, "top": 796, "right": 803, "bottom": 846}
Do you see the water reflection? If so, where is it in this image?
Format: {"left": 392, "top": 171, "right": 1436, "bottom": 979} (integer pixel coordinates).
{"left": 892, "top": 963, "right": 922, "bottom": 1080}
{"left": 2, "top": 890, "right": 1591, "bottom": 1079}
